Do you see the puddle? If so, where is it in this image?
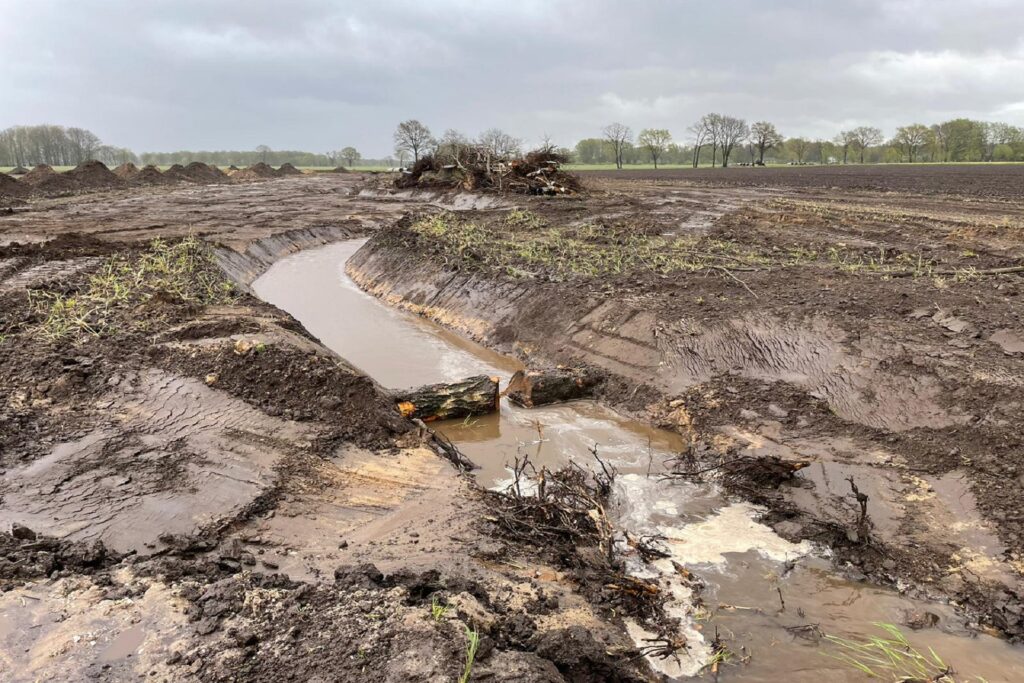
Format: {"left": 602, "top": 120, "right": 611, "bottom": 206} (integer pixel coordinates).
{"left": 254, "top": 240, "right": 1024, "bottom": 681}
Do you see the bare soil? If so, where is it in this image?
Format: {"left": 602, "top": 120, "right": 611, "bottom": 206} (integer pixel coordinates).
{"left": 0, "top": 174, "right": 655, "bottom": 682}
{"left": 584, "top": 163, "right": 1024, "bottom": 200}
{"left": 347, "top": 168, "right": 1024, "bottom": 640}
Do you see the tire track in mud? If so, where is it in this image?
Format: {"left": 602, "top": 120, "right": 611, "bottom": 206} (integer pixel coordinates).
{"left": 0, "top": 369, "right": 315, "bottom": 553}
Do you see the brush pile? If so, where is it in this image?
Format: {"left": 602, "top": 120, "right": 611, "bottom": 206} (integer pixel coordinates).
{"left": 396, "top": 147, "right": 581, "bottom": 195}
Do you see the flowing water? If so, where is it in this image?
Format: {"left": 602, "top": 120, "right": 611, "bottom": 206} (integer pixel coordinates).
{"left": 254, "top": 240, "right": 1024, "bottom": 681}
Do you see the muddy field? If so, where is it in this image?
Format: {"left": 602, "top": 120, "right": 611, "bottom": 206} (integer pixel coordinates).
{"left": 1, "top": 168, "right": 1024, "bottom": 681}
{"left": 584, "top": 163, "right": 1024, "bottom": 200}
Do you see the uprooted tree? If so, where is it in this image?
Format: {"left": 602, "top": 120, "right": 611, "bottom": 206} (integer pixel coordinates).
{"left": 395, "top": 145, "right": 582, "bottom": 195}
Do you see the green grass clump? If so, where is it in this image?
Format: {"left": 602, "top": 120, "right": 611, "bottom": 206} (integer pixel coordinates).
{"left": 410, "top": 210, "right": 769, "bottom": 281}
{"left": 825, "top": 623, "right": 983, "bottom": 682}
{"left": 430, "top": 596, "right": 450, "bottom": 622}
{"left": 459, "top": 625, "right": 480, "bottom": 683}
{"left": 29, "top": 235, "right": 235, "bottom": 341}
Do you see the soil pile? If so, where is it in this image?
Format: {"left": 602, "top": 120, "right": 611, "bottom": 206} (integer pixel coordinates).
{"left": 396, "top": 148, "right": 582, "bottom": 195}
{"left": 63, "top": 160, "right": 125, "bottom": 191}
{"left": 9, "top": 166, "right": 29, "bottom": 175}
{"left": 332, "top": 166, "right": 350, "bottom": 173}
{"left": 231, "top": 162, "right": 281, "bottom": 181}
{"left": 0, "top": 172, "right": 24, "bottom": 199}
{"left": 19, "top": 163, "right": 75, "bottom": 195}
{"left": 20, "top": 164, "right": 59, "bottom": 186}
{"left": 113, "top": 162, "right": 140, "bottom": 179}
{"left": 162, "top": 164, "right": 190, "bottom": 182}
{"left": 182, "top": 161, "right": 228, "bottom": 183}
{"left": 277, "top": 162, "right": 303, "bottom": 176}
{"left": 134, "top": 164, "right": 169, "bottom": 185}
{"left": 228, "top": 164, "right": 240, "bottom": 171}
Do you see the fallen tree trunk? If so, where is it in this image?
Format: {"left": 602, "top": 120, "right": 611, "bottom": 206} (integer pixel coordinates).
{"left": 395, "top": 374, "right": 499, "bottom": 422}
{"left": 505, "top": 367, "right": 601, "bottom": 408}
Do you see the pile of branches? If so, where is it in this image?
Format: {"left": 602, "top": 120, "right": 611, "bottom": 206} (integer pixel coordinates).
{"left": 486, "top": 450, "right": 616, "bottom": 560}
{"left": 395, "top": 146, "right": 581, "bottom": 195}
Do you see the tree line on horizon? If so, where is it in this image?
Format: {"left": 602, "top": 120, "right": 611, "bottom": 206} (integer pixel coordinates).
{"left": 4, "top": 118, "right": 1024, "bottom": 170}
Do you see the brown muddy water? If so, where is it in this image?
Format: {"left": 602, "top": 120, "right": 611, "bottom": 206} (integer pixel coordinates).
{"left": 254, "top": 240, "right": 1024, "bottom": 681}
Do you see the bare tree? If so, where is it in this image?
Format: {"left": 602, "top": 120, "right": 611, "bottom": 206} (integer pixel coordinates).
{"left": 849, "top": 126, "right": 884, "bottom": 163}
{"left": 436, "top": 129, "right": 469, "bottom": 162}
{"left": 834, "top": 131, "right": 858, "bottom": 164}
{"left": 893, "top": 124, "right": 931, "bottom": 163}
{"left": 637, "top": 128, "right": 671, "bottom": 168}
{"left": 340, "top": 146, "right": 360, "bottom": 167}
{"left": 750, "top": 121, "right": 782, "bottom": 164}
{"left": 602, "top": 122, "right": 633, "bottom": 169}
{"left": 255, "top": 145, "right": 271, "bottom": 163}
{"left": 688, "top": 118, "right": 710, "bottom": 168}
{"left": 477, "top": 128, "right": 522, "bottom": 159}
{"left": 393, "top": 119, "right": 433, "bottom": 164}
{"left": 718, "top": 116, "right": 749, "bottom": 167}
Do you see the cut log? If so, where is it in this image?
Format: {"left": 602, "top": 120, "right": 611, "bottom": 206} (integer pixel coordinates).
{"left": 504, "top": 367, "right": 601, "bottom": 408}
{"left": 395, "top": 374, "right": 500, "bottom": 422}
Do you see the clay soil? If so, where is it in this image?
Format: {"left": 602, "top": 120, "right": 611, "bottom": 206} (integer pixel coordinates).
{"left": 3, "top": 167, "right": 1024, "bottom": 681}
{"left": 351, "top": 165, "right": 1024, "bottom": 641}
{"left": 0, "top": 174, "right": 654, "bottom": 683}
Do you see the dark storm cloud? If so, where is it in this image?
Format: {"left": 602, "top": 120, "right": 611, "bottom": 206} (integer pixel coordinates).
{"left": 2, "top": 0, "right": 1023, "bottom": 155}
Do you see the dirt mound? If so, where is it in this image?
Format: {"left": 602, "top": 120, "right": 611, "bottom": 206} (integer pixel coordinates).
{"left": 182, "top": 161, "right": 228, "bottom": 183}
{"left": 332, "top": 166, "right": 350, "bottom": 173}
{"left": 0, "top": 172, "right": 24, "bottom": 198}
{"left": 161, "top": 164, "right": 190, "bottom": 182}
{"left": 130, "top": 165, "right": 170, "bottom": 185}
{"left": 20, "top": 164, "right": 59, "bottom": 185}
{"left": 228, "top": 164, "right": 240, "bottom": 171}
{"left": 232, "top": 162, "right": 281, "bottom": 181}
{"left": 396, "top": 148, "right": 581, "bottom": 195}
{"left": 63, "top": 160, "right": 125, "bottom": 191}
{"left": 113, "top": 162, "right": 139, "bottom": 179}
{"left": 8, "top": 166, "right": 29, "bottom": 175}
{"left": 19, "top": 163, "right": 76, "bottom": 195}
{"left": 277, "top": 163, "right": 303, "bottom": 176}
{"left": 162, "top": 162, "right": 228, "bottom": 183}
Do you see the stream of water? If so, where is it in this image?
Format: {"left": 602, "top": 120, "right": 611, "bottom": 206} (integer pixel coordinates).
{"left": 254, "top": 239, "right": 1024, "bottom": 682}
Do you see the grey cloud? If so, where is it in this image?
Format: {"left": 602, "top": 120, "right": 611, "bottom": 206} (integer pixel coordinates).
{"left": 2, "top": 0, "right": 1023, "bottom": 155}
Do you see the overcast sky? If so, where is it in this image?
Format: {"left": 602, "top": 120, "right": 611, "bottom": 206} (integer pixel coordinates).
{"left": 3, "top": 0, "right": 1024, "bottom": 157}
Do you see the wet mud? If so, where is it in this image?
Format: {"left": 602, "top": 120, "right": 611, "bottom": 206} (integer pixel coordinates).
{"left": 2, "top": 170, "right": 1023, "bottom": 681}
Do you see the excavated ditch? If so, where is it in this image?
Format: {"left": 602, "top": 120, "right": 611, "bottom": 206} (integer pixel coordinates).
{"left": 253, "top": 239, "right": 1024, "bottom": 682}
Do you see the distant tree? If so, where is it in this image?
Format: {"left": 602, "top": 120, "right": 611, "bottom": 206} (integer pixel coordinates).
{"left": 718, "top": 116, "right": 749, "bottom": 167}
{"left": 893, "top": 124, "right": 931, "bottom": 163}
{"left": 602, "top": 122, "right": 633, "bottom": 169}
{"left": 393, "top": 120, "right": 433, "bottom": 164}
{"left": 340, "top": 146, "right": 360, "bottom": 167}
{"left": 574, "top": 138, "right": 611, "bottom": 164}
{"left": 66, "top": 127, "right": 101, "bottom": 163}
{"left": 256, "top": 145, "right": 272, "bottom": 163}
{"left": 750, "top": 121, "right": 783, "bottom": 164}
{"left": 849, "top": 126, "right": 884, "bottom": 163}
{"left": 637, "top": 128, "right": 671, "bottom": 168}
{"left": 688, "top": 117, "right": 713, "bottom": 168}
{"left": 395, "top": 147, "right": 409, "bottom": 168}
{"left": 477, "top": 128, "right": 521, "bottom": 158}
{"left": 835, "top": 130, "right": 858, "bottom": 164}
{"left": 787, "top": 137, "right": 811, "bottom": 163}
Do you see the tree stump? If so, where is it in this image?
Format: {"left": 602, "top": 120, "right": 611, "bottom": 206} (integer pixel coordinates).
{"left": 504, "top": 368, "right": 601, "bottom": 408}
{"left": 395, "top": 375, "right": 500, "bottom": 422}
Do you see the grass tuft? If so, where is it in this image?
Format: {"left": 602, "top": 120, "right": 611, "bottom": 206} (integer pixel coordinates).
{"left": 824, "top": 623, "right": 985, "bottom": 682}
{"left": 459, "top": 625, "right": 480, "bottom": 683}
{"left": 29, "top": 235, "right": 235, "bottom": 342}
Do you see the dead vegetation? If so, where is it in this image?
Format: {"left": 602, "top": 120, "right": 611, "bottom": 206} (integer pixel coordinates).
{"left": 396, "top": 147, "right": 582, "bottom": 195}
